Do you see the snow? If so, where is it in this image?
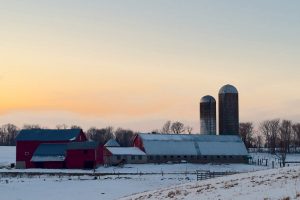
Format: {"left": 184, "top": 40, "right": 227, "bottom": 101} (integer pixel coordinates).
{"left": 0, "top": 146, "right": 15, "bottom": 167}
{"left": 31, "top": 155, "right": 66, "bottom": 162}
{"left": 106, "top": 147, "right": 146, "bottom": 155}
{"left": 2, "top": 146, "right": 300, "bottom": 200}
{"left": 122, "top": 166, "right": 300, "bottom": 200}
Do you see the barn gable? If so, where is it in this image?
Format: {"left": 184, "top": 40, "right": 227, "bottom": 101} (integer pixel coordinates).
{"left": 31, "top": 143, "right": 67, "bottom": 162}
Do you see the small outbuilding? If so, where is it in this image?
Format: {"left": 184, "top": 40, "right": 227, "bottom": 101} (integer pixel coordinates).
{"left": 104, "top": 143, "right": 147, "bottom": 166}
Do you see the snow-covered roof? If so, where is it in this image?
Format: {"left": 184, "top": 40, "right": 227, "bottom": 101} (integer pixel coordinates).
{"left": 138, "top": 133, "right": 248, "bottom": 156}
{"left": 104, "top": 139, "right": 120, "bottom": 147}
{"left": 16, "top": 129, "right": 82, "bottom": 141}
{"left": 31, "top": 143, "right": 67, "bottom": 162}
{"left": 31, "top": 155, "right": 66, "bottom": 162}
{"left": 106, "top": 147, "right": 146, "bottom": 156}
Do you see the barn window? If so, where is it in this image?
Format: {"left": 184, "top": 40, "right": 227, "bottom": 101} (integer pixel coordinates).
{"left": 177, "top": 155, "right": 181, "bottom": 158}
{"left": 138, "top": 155, "right": 142, "bottom": 160}
{"left": 204, "top": 156, "right": 207, "bottom": 159}
{"left": 117, "top": 156, "right": 121, "bottom": 160}
{"left": 170, "top": 155, "right": 174, "bottom": 159}
{"left": 229, "top": 156, "right": 233, "bottom": 158}
{"left": 24, "top": 152, "right": 30, "bottom": 156}
{"left": 149, "top": 156, "right": 153, "bottom": 160}
{"left": 131, "top": 156, "right": 135, "bottom": 160}
{"left": 163, "top": 155, "right": 167, "bottom": 159}
{"left": 191, "top": 155, "right": 194, "bottom": 159}
{"left": 217, "top": 156, "right": 220, "bottom": 159}
{"left": 156, "top": 155, "right": 160, "bottom": 160}
{"left": 223, "top": 156, "right": 227, "bottom": 159}
{"left": 183, "top": 156, "right": 187, "bottom": 159}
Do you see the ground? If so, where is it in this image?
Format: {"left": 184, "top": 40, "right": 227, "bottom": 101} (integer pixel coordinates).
{"left": 121, "top": 166, "right": 300, "bottom": 200}
{"left": 1, "top": 146, "right": 300, "bottom": 200}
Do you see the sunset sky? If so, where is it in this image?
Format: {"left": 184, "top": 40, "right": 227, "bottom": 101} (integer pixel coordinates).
{"left": 0, "top": 1, "right": 299, "bottom": 132}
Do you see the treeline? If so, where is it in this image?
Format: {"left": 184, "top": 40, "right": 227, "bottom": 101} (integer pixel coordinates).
{"left": 0, "top": 124, "right": 136, "bottom": 147}
{"left": 1, "top": 119, "right": 300, "bottom": 152}
{"left": 240, "top": 119, "right": 300, "bottom": 154}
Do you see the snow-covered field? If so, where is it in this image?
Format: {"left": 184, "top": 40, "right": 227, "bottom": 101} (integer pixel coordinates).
{"left": 0, "top": 146, "right": 15, "bottom": 167}
{"left": 122, "top": 166, "right": 300, "bottom": 200}
{"left": 1, "top": 146, "right": 300, "bottom": 200}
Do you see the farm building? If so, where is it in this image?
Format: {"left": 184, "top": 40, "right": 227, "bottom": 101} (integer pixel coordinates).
{"left": 133, "top": 133, "right": 249, "bottom": 164}
{"left": 103, "top": 139, "right": 147, "bottom": 165}
{"left": 15, "top": 129, "right": 103, "bottom": 169}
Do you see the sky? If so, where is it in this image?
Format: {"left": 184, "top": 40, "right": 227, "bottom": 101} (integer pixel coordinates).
{"left": 0, "top": 0, "right": 299, "bottom": 132}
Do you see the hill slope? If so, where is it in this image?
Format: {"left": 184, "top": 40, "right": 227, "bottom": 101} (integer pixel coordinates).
{"left": 121, "top": 166, "right": 300, "bottom": 200}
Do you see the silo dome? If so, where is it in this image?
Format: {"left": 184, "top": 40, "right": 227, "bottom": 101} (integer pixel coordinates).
{"left": 219, "top": 84, "right": 238, "bottom": 94}
{"left": 200, "top": 95, "right": 216, "bottom": 103}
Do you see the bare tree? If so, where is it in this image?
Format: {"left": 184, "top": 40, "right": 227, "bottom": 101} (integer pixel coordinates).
{"left": 70, "top": 125, "right": 82, "bottom": 129}
{"left": 260, "top": 119, "right": 280, "bottom": 154}
{"left": 161, "top": 121, "right": 171, "bottom": 134}
{"left": 56, "top": 124, "right": 68, "bottom": 130}
{"left": 279, "top": 120, "right": 292, "bottom": 153}
{"left": 239, "top": 122, "right": 254, "bottom": 149}
{"left": 114, "top": 128, "right": 135, "bottom": 147}
{"left": 87, "top": 127, "right": 114, "bottom": 145}
{"left": 23, "top": 124, "right": 41, "bottom": 130}
{"left": 185, "top": 126, "right": 193, "bottom": 134}
{"left": 0, "top": 124, "right": 19, "bottom": 146}
{"left": 293, "top": 123, "right": 300, "bottom": 149}
{"left": 171, "top": 121, "right": 185, "bottom": 134}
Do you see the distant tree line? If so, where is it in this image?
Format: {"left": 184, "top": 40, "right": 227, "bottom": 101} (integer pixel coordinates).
{"left": 240, "top": 119, "right": 300, "bottom": 155}
{"left": 1, "top": 119, "right": 299, "bottom": 152}
{"left": 0, "top": 124, "right": 136, "bottom": 147}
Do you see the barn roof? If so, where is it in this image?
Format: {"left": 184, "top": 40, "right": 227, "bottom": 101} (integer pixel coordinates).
{"left": 106, "top": 147, "right": 146, "bottom": 156}
{"left": 16, "top": 129, "right": 83, "bottom": 142}
{"left": 67, "top": 141, "right": 99, "bottom": 150}
{"left": 31, "top": 143, "right": 67, "bottom": 162}
{"left": 104, "top": 139, "right": 120, "bottom": 147}
{"left": 137, "top": 133, "right": 248, "bottom": 156}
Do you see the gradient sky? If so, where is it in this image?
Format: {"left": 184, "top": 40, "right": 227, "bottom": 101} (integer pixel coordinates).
{"left": 0, "top": 1, "right": 299, "bottom": 132}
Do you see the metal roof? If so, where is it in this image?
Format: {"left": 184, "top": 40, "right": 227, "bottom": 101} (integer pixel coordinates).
{"left": 16, "top": 129, "right": 82, "bottom": 141}
{"left": 67, "top": 141, "right": 99, "bottom": 150}
{"left": 31, "top": 143, "right": 67, "bottom": 162}
{"left": 138, "top": 133, "right": 248, "bottom": 156}
{"left": 219, "top": 84, "right": 238, "bottom": 94}
{"left": 104, "top": 139, "right": 120, "bottom": 147}
{"left": 106, "top": 147, "right": 146, "bottom": 156}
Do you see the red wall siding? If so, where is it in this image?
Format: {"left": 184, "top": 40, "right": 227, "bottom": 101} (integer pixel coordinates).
{"left": 133, "top": 135, "right": 145, "bottom": 151}
{"left": 75, "top": 132, "right": 87, "bottom": 142}
{"left": 16, "top": 141, "right": 41, "bottom": 168}
{"left": 66, "top": 149, "right": 95, "bottom": 169}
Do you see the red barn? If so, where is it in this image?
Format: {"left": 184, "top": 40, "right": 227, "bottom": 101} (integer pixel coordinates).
{"left": 15, "top": 129, "right": 87, "bottom": 169}
{"left": 30, "top": 142, "right": 103, "bottom": 169}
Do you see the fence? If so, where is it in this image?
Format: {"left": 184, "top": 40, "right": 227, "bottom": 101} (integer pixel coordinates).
{"left": 196, "top": 170, "right": 237, "bottom": 181}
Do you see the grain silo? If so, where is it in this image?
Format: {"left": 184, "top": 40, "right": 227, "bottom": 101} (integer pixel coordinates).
{"left": 200, "top": 95, "right": 216, "bottom": 135}
{"left": 219, "top": 84, "right": 239, "bottom": 135}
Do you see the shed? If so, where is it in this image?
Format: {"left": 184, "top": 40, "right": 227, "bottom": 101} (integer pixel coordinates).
{"left": 104, "top": 147, "right": 147, "bottom": 166}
